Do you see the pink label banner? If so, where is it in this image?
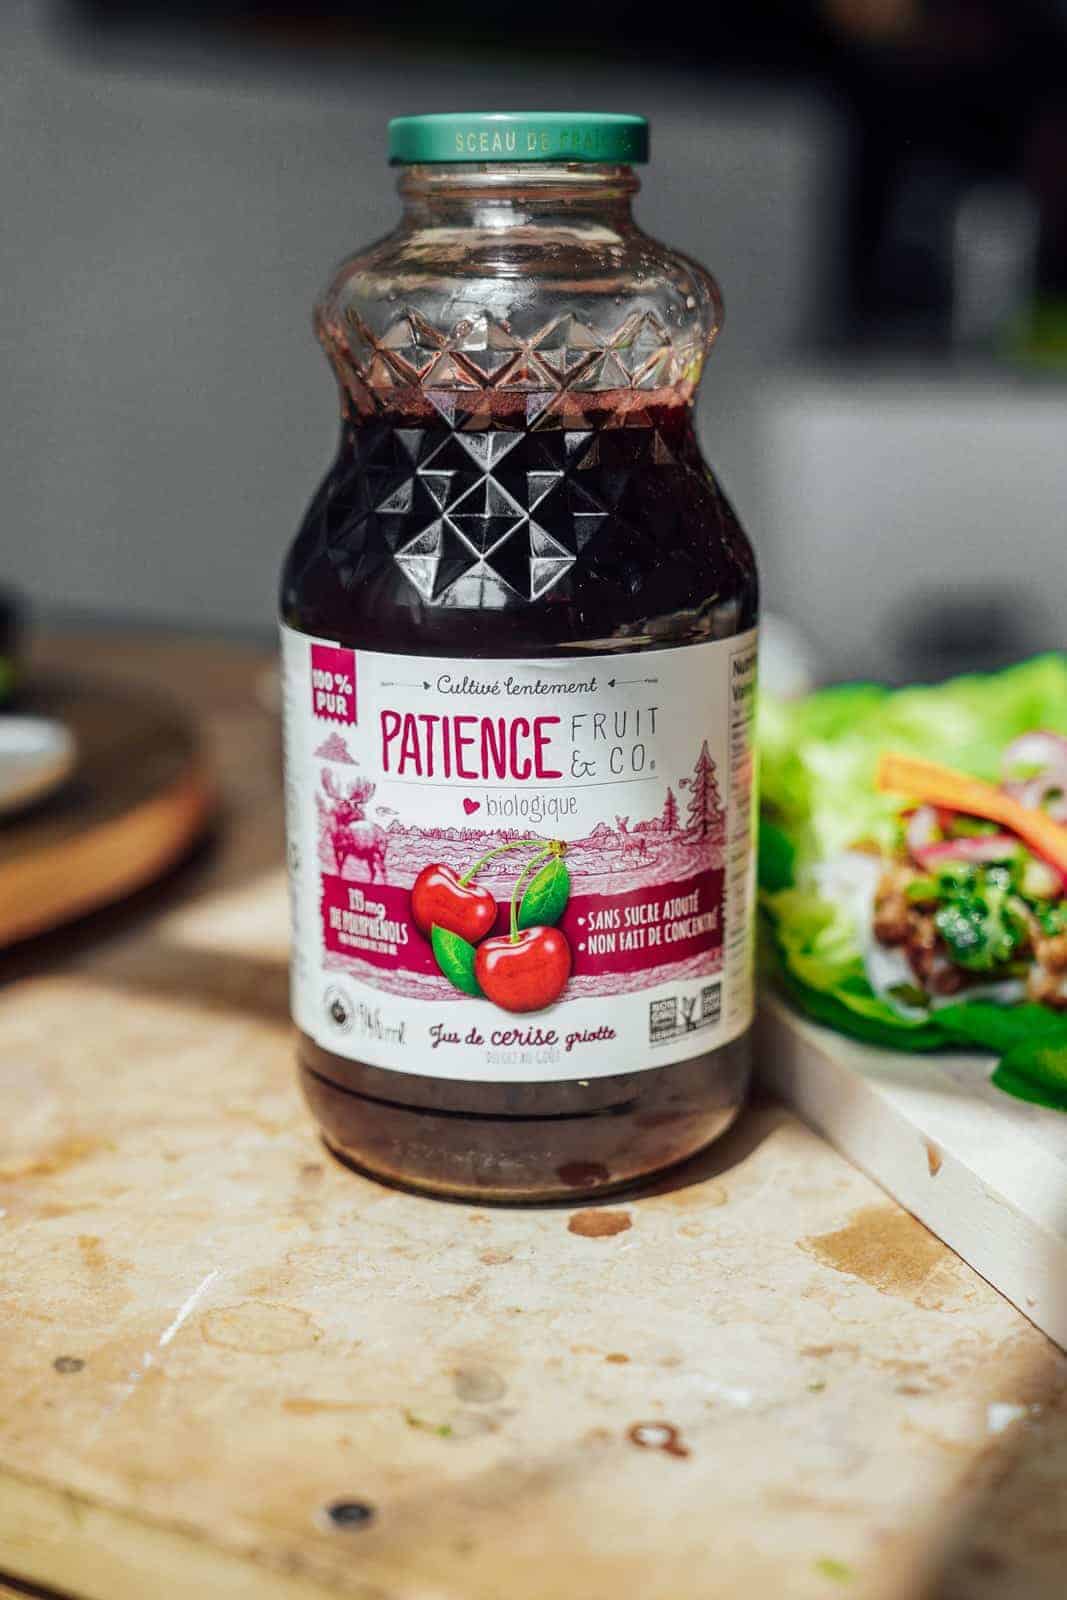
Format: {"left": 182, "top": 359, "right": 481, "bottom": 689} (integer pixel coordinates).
{"left": 321, "top": 867, "right": 723, "bottom": 981}
{"left": 321, "top": 876, "right": 434, "bottom": 971}
{"left": 561, "top": 868, "right": 723, "bottom": 976}
{"left": 310, "top": 643, "right": 357, "bottom": 724}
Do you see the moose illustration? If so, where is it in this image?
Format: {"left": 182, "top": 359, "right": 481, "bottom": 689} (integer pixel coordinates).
{"left": 615, "top": 817, "right": 648, "bottom": 858}
{"left": 321, "top": 772, "right": 388, "bottom": 882}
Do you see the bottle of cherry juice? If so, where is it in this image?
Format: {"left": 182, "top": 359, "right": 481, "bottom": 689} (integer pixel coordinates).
{"left": 281, "top": 113, "right": 758, "bottom": 1201}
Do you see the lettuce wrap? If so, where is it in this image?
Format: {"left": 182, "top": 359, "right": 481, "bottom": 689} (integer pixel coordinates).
{"left": 759, "top": 654, "right": 1067, "bottom": 1109}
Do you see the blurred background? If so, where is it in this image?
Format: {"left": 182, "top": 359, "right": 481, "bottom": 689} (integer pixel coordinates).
{"left": 2, "top": 0, "right": 1066, "bottom": 684}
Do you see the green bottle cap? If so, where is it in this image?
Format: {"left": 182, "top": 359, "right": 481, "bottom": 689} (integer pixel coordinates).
{"left": 388, "top": 112, "right": 649, "bottom": 166}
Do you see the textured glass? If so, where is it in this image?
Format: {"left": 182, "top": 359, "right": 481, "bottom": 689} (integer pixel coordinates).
{"left": 284, "top": 163, "right": 751, "bottom": 648}
{"left": 298, "top": 408, "right": 723, "bottom": 611}
{"left": 338, "top": 305, "right": 694, "bottom": 412}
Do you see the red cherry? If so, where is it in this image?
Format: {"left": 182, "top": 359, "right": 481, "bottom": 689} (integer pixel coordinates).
{"left": 474, "top": 926, "right": 571, "bottom": 1013}
{"left": 411, "top": 863, "right": 497, "bottom": 944}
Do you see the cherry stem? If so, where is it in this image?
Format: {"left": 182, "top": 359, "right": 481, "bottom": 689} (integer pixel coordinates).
{"left": 508, "top": 846, "right": 556, "bottom": 941}
{"left": 459, "top": 837, "right": 544, "bottom": 886}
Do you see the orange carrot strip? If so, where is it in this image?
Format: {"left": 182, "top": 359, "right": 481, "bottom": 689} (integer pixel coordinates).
{"left": 876, "top": 752, "right": 1067, "bottom": 877}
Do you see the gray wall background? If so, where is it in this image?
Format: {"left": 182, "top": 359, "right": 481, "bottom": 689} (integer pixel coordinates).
{"left": 0, "top": 3, "right": 843, "bottom": 636}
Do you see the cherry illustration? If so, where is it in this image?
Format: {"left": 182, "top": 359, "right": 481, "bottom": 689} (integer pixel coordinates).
{"left": 475, "top": 925, "right": 572, "bottom": 1013}
{"left": 412, "top": 836, "right": 552, "bottom": 946}
{"left": 410, "top": 863, "right": 497, "bottom": 945}
{"left": 420, "top": 835, "right": 572, "bottom": 1008}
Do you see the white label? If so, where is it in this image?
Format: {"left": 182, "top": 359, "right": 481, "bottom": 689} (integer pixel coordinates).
{"left": 281, "top": 626, "right": 757, "bottom": 1082}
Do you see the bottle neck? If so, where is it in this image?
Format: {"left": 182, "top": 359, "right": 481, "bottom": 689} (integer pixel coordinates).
{"left": 396, "top": 162, "right": 640, "bottom": 229}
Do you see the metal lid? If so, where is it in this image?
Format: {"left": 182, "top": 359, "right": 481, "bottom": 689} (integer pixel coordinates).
{"left": 388, "top": 112, "right": 649, "bottom": 165}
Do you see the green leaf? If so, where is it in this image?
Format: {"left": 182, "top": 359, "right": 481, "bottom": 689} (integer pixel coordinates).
{"left": 993, "top": 1037, "right": 1067, "bottom": 1109}
{"left": 758, "top": 820, "right": 795, "bottom": 891}
{"left": 759, "top": 652, "right": 1067, "bottom": 873}
{"left": 757, "top": 653, "right": 1067, "bottom": 1112}
{"left": 431, "top": 925, "right": 482, "bottom": 997}
{"left": 517, "top": 856, "right": 570, "bottom": 930}
{"left": 991, "top": 1062, "right": 1067, "bottom": 1110}
{"left": 934, "top": 1002, "right": 1067, "bottom": 1054}
{"left": 773, "top": 958, "right": 944, "bottom": 1052}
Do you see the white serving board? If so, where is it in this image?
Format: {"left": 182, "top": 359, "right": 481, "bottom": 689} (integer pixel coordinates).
{"left": 758, "top": 992, "right": 1067, "bottom": 1350}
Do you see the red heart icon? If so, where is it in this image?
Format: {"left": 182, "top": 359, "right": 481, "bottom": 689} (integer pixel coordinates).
{"left": 462, "top": 797, "right": 481, "bottom": 815}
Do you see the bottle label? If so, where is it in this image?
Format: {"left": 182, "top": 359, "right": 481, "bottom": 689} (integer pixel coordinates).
{"left": 281, "top": 625, "right": 757, "bottom": 1082}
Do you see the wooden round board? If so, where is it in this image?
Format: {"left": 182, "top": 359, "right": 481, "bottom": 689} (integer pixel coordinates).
{"left": 0, "top": 676, "right": 215, "bottom": 947}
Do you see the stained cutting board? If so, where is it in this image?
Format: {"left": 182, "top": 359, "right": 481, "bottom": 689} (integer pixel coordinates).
{"left": 1, "top": 937, "right": 1064, "bottom": 1600}
{"left": 3, "top": 633, "right": 1067, "bottom": 1600}
{"left": 0, "top": 677, "right": 214, "bottom": 947}
{"left": 758, "top": 993, "right": 1067, "bottom": 1351}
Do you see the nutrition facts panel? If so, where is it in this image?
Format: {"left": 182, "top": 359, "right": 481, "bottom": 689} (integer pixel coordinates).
{"left": 724, "top": 633, "right": 758, "bottom": 1031}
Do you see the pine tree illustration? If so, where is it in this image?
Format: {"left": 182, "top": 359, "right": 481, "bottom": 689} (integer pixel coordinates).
{"left": 315, "top": 730, "right": 356, "bottom": 764}
{"left": 661, "top": 786, "right": 679, "bottom": 833}
{"left": 682, "top": 742, "right": 724, "bottom": 837}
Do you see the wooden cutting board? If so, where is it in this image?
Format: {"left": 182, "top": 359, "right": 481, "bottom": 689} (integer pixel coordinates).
{"left": 758, "top": 994, "right": 1067, "bottom": 1351}
{"left": 3, "top": 633, "right": 1067, "bottom": 1600}
{"left": 0, "top": 677, "right": 215, "bottom": 947}
{"left": 2, "top": 921, "right": 1064, "bottom": 1600}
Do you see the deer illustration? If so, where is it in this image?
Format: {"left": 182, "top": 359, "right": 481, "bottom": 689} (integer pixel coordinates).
{"left": 615, "top": 817, "right": 648, "bottom": 858}
{"left": 322, "top": 772, "right": 388, "bottom": 882}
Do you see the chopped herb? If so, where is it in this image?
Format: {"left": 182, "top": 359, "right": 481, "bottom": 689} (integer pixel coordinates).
{"left": 933, "top": 862, "right": 982, "bottom": 896}
{"left": 404, "top": 1409, "right": 453, "bottom": 1437}
{"left": 890, "top": 816, "right": 912, "bottom": 855}
{"left": 1037, "top": 902, "right": 1067, "bottom": 937}
{"left": 935, "top": 883, "right": 1028, "bottom": 972}
{"left": 947, "top": 815, "right": 1000, "bottom": 838}
{"left": 814, "top": 1557, "right": 854, "bottom": 1583}
{"left": 888, "top": 982, "right": 929, "bottom": 1009}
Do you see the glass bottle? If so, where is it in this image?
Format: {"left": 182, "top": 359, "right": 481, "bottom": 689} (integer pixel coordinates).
{"left": 281, "top": 114, "right": 758, "bottom": 1201}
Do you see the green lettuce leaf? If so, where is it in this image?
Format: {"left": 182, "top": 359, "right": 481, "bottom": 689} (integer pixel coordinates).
{"left": 993, "top": 1040, "right": 1067, "bottom": 1110}
{"left": 758, "top": 654, "right": 1067, "bottom": 1109}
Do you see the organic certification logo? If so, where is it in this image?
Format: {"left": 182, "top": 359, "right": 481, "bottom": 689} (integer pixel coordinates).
{"left": 324, "top": 984, "right": 354, "bottom": 1032}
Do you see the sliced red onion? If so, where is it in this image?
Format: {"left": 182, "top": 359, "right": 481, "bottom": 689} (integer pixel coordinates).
{"left": 912, "top": 831, "right": 1067, "bottom": 891}
{"left": 1001, "top": 730, "right": 1067, "bottom": 824}
{"left": 905, "top": 804, "right": 941, "bottom": 861}
{"left": 911, "top": 833, "right": 1021, "bottom": 871}
{"left": 1003, "top": 730, "right": 1067, "bottom": 778}
{"left": 1004, "top": 774, "right": 1067, "bottom": 823}
{"left": 1006, "top": 775, "right": 1067, "bottom": 820}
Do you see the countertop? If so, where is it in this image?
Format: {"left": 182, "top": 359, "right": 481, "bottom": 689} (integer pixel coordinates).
{"left": 2, "top": 631, "right": 1066, "bottom": 1600}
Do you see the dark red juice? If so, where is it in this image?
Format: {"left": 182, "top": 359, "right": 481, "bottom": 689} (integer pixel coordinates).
{"left": 280, "top": 116, "right": 759, "bottom": 1201}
